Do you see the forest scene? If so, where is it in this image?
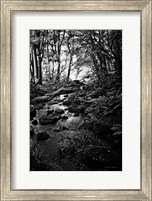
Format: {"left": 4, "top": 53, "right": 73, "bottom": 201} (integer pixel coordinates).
{"left": 30, "top": 30, "right": 122, "bottom": 171}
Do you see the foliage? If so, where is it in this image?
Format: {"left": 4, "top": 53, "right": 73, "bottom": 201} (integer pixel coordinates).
{"left": 30, "top": 29, "right": 122, "bottom": 86}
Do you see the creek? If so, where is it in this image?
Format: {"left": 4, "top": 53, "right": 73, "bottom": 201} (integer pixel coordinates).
{"left": 30, "top": 92, "right": 88, "bottom": 171}
{"left": 31, "top": 93, "right": 86, "bottom": 134}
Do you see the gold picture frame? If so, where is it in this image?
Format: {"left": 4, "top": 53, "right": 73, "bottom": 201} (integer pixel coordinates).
{"left": 0, "top": 0, "right": 151, "bottom": 200}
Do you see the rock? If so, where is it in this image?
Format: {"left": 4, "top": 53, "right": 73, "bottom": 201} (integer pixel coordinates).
{"left": 73, "top": 99, "right": 81, "bottom": 105}
{"left": 31, "top": 95, "right": 50, "bottom": 104}
{"left": 64, "top": 115, "right": 85, "bottom": 130}
{"left": 47, "top": 109, "right": 54, "bottom": 114}
{"left": 36, "top": 132, "right": 50, "bottom": 141}
{"left": 53, "top": 127, "right": 61, "bottom": 132}
{"left": 58, "top": 94, "right": 66, "bottom": 101}
{"left": 48, "top": 100, "right": 58, "bottom": 105}
{"left": 79, "top": 106, "right": 86, "bottom": 113}
{"left": 36, "top": 103, "right": 43, "bottom": 109}
{"left": 54, "top": 108, "right": 64, "bottom": 114}
{"left": 31, "top": 119, "right": 38, "bottom": 126}
{"left": 53, "top": 124, "right": 67, "bottom": 132}
{"left": 64, "top": 94, "right": 68, "bottom": 97}
{"left": 39, "top": 114, "right": 61, "bottom": 125}
{"left": 69, "top": 80, "right": 85, "bottom": 87}
{"left": 68, "top": 106, "right": 77, "bottom": 113}
{"left": 87, "top": 120, "right": 112, "bottom": 139}
{"left": 73, "top": 80, "right": 82, "bottom": 84}
{"left": 54, "top": 120, "right": 69, "bottom": 131}
{"left": 68, "top": 105, "right": 85, "bottom": 114}
{"left": 37, "top": 109, "right": 48, "bottom": 117}
{"left": 61, "top": 115, "right": 68, "bottom": 120}
{"left": 68, "top": 92, "right": 76, "bottom": 99}
{"left": 43, "top": 103, "right": 49, "bottom": 109}
{"left": 35, "top": 84, "right": 48, "bottom": 93}
{"left": 63, "top": 100, "right": 71, "bottom": 106}
{"left": 39, "top": 117, "right": 58, "bottom": 125}
{"left": 74, "top": 113, "right": 79, "bottom": 117}
{"left": 84, "top": 107, "right": 93, "bottom": 114}
{"left": 30, "top": 105, "right": 36, "bottom": 120}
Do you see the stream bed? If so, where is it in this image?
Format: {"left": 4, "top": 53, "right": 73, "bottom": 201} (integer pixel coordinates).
{"left": 30, "top": 86, "right": 122, "bottom": 171}
{"left": 30, "top": 93, "right": 89, "bottom": 171}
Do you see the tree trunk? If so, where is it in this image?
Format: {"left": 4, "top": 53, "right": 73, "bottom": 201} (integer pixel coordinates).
{"left": 30, "top": 63, "right": 34, "bottom": 82}
{"left": 30, "top": 47, "right": 35, "bottom": 82}
{"left": 52, "top": 60, "right": 54, "bottom": 79}
{"left": 91, "top": 54, "right": 102, "bottom": 86}
{"left": 38, "top": 56, "right": 42, "bottom": 84}
{"left": 67, "top": 53, "right": 72, "bottom": 82}
{"left": 56, "top": 43, "right": 61, "bottom": 81}
{"left": 32, "top": 46, "right": 38, "bottom": 81}
{"left": 67, "top": 36, "right": 74, "bottom": 82}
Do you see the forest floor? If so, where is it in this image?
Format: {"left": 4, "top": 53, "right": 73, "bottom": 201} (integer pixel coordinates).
{"left": 30, "top": 77, "right": 122, "bottom": 171}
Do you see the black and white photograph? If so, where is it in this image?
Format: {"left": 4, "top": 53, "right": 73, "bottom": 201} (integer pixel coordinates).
{"left": 30, "top": 30, "right": 122, "bottom": 171}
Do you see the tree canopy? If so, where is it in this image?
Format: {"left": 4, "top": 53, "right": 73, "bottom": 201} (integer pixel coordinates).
{"left": 30, "top": 29, "right": 122, "bottom": 85}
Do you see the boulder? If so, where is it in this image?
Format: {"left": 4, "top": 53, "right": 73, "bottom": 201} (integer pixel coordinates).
{"left": 68, "top": 92, "right": 77, "bottom": 99}
{"left": 35, "top": 84, "right": 48, "bottom": 93}
{"left": 36, "top": 103, "right": 43, "bottom": 110}
{"left": 48, "top": 100, "right": 58, "bottom": 105}
{"left": 47, "top": 109, "right": 54, "bottom": 114}
{"left": 54, "top": 108, "right": 64, "bottom": 114}
{"left": 68, "top": 105, "right": 85, "bottom": 114}
{"left": 39, "top": 114, "right": 61, "bottom": 125}
{"left": 61, "top": 115, "right": 68, "bottom": 120}
{"left": 68, "top": 106, "right": 78, "bottom": 113}
{"left": 63, "top": 100, "right": 71, "bottom": 106}
{"left": 73, "top": 80, "right": 82, "bottom": 85}
{"left": 31, "top": 95, "right": 50, "bottom": 104}
{"left": 36, "top": 132, "right": 50, "bottom": 141}
{"left": 37, "top": 109, "right": 48, "bottom": 117}
{"left": 63, "top": 94, "right": 68, "bottom": 97}
{"left": 58, "top": 94, "right": 66, "bottom": 101}
{"left": 43, "top": 103, "right": 49, "bottom": 109}
{"left": 74, "top": 113, "right": 79, "bottom": 117}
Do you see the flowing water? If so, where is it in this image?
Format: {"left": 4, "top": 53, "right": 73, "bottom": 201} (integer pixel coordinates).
{"left": 30, "top": 93, "right": 87, "bottom": 170}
